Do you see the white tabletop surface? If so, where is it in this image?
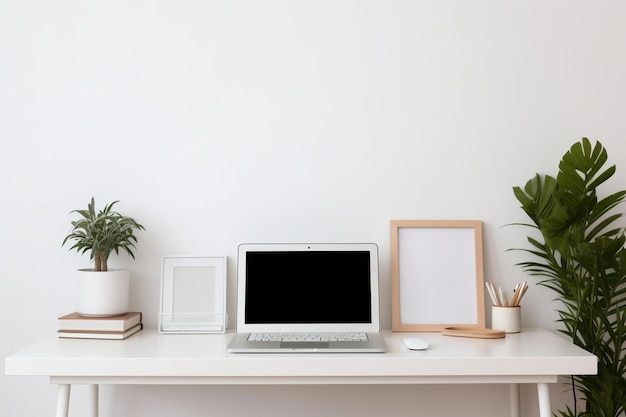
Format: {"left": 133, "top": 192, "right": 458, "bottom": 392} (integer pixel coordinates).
{"left": 5, "top": 328, "right": 596, "bottom": 383}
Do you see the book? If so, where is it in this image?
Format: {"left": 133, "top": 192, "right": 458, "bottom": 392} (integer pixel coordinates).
{"left": 58, "top": 311, "right": 142, "bottom": 332}
{"left": 57, "top": 323, "right": 143, "bottom": 340}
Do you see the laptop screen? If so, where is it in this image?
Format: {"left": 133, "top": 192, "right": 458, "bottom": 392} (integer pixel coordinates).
{"left": 236, "top": 243, "right": 381, "bottom": 333}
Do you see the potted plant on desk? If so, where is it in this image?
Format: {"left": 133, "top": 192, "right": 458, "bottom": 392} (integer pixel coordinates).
{"left": 511, "top": 138, "right": 626, "bottom": 417}
{"left": 63, "top": 197, "right": 145, "bottom": 317}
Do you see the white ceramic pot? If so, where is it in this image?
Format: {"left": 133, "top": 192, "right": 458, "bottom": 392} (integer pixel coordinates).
{"left": 77, "top": 269, "right": 130, "bottom": 317}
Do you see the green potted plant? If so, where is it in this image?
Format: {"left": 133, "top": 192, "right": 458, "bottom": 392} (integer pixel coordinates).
{"left": 511, "top": 138, "right": 626, "bottom": 416}
{"left": 63, "top": 197, "right": 145, "bottom": 317}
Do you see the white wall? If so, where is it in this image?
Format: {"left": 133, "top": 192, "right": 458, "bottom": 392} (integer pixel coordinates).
{"left": 2, "top": 1, "right": 625, "bottom": 416}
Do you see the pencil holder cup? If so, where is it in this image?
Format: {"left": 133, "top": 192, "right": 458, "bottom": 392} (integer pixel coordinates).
{"left": 491, "top": 306, "right": 521, "bottom": 333}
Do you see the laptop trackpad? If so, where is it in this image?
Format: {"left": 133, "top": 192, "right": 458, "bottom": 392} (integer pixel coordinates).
{"left": 280, "top": 341, "right": 329, "bottom": 349}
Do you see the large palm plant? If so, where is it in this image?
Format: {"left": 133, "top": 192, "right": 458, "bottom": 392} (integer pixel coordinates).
{"left": 512, "top": 138, "right": 626, "bottom": 416}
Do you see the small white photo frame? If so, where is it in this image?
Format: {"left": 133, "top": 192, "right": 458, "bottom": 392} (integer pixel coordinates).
{"left": 390, "top": 220, "right": 485, "bottom": 332}
{"left": 159, "top": 256, "right": 227, "bottom": 333}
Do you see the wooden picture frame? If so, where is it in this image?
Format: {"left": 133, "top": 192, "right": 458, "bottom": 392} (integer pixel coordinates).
{"left": 390, "top": 220, "right": 485, "bottom": 332}
{"left": 159, "top": 256, "right": 227, "bottom": 333}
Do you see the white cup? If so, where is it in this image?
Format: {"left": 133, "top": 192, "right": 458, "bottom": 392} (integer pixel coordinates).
{"left": 491, "top": 306, "right": 521, "bottom": 333}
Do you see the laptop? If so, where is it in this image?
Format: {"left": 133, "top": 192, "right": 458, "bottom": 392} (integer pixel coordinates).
{"left": 227, "top": 243, "right": 386, "bottom": 353}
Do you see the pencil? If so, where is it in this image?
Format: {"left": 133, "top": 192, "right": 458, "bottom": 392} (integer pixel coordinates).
{"left": 486, "top": 282, "right": 500, "bottom": 306}
{"left": 515, "top": 282, "right": 528, "bottom": 306}
{"left": 510, "top": 283, "right": 521, "bottom": 306}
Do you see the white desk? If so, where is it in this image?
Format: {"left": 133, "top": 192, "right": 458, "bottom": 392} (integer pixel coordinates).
{"left": 5, "top": 328, "right": 596, "bottom": 417}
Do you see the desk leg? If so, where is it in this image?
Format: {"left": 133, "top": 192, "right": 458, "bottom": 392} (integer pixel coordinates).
{"left": 55, "top": 384, "right": 70, "bottom": 417}
{"left": 88, "top": 384, "right": 99, "bottom": 417}
{"left": 509, "top": 383, "right": 520, "bottom": 417}
{"left": 537, "top": 383, "right": 552, "bottom": 417}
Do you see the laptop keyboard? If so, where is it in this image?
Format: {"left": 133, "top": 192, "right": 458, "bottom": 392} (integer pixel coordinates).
{"left": 248, "top": 332, "right": 368, "bottom": 342}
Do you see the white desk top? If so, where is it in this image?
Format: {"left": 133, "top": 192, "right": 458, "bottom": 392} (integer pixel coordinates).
{"left": 5, "top": 328, "right": 596, "bottom": 384}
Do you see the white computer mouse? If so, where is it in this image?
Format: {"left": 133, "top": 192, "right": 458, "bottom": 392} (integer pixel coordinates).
{"left": 402, "top": 337, "right": 429, "bottom": 350}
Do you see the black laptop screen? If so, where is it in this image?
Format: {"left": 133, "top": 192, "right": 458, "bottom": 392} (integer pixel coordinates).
{"left": 244, "top": 251, "right": 372, "bottom": 324}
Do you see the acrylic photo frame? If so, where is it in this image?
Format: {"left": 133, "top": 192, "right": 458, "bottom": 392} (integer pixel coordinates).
{"left": 390, "top": 220, "right": 485, "bottom": 332}
{"left": 159, "top": 256, "right": 227, "bottom": 333}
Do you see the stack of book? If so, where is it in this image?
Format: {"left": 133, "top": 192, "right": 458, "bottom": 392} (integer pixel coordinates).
{"left": 57, "top": 311, "right": 143, "bottom": 340}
